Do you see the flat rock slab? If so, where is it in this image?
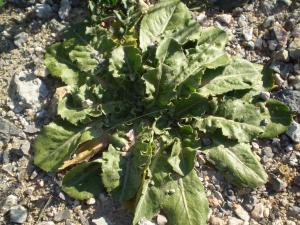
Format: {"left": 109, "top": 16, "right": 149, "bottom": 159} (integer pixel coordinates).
{"left": 0, "top": 117, "right": 23, "bottom": 142}
{"left": 275, "top": 89, "right": 300, "bottom": 114}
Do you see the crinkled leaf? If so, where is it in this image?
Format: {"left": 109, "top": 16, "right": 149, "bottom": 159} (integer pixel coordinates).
{"left": 174, "top": 93, "right": 209, "bottom": 118}
{"left": 261, "top": 99, "right": 292, "bottom": 138}
{"left": 144, "top": 40, "right": 189, "bottom": 106}
{"left": 101, "top": 145, "right": 121, "bottom": 193}
{"left": 194, "top": 116, "right": 264, "bottom": 142}
{"left": 112, "top": 127, "right": 153, "bottom": 202}
{"left": 57, "top": 85, "right": 103, "bottom": 125}
{"left": 215, "top": 98, "right": 263, "bottom": 126}
{"left": 213, "top": 98, "right": 292, "bottom": 139}
{"left": 198, "top": 58, "right": 261, "bottom": 97}
{"left": 69, "top": 45, "right": 99, "bottom": 72}
{"left": 204, "top": 142, "right": 268, "bottom": 187}
{"left": 62, "top": 161, "right": 104, "bottom": 200}
{"left": 109, "top": 45, "right": 142, "bottom": 80}
{"left": 133, "top": 150, "right": 208, "bottom": 225}
{"left": 45, "top": 43, "right": 81, "bottom": 86}
{"left": 86, "top": 25, "right": 116, "bottom": 54}
{"left": 167, "top": 138, "right": 196, "bottom": 176}
{"left": 143, "top": 65, "right": 177, "bottom": 105}
{"left": 139, "top": 0, "right": 192, "bottom": 51}
{"left": 34, "top": 122, "right": 100, "bottom": 172}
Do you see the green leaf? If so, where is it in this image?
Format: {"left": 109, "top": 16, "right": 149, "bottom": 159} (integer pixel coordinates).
{"left": 57, "top": 85, "right": 103, "bottom": 125}
{"left": 204, "top": 142, "right": 268, "bottom": 187}
{"left": 198, "top": 58, "right": 262, "bottom": 97}
{"left": 167, "top": 138, "right": 196, "bottom": 176}
{"left": 101, "top": 145, "right": 121, "bottom": 193}
{"left": 143, "top": 40, "right": 189, "bottom": 106}
{"left": 45, "top": 43, "right": 82, "bottom": 86}
{"left": 174, "top": 93, "right": 209, "bottom": 118}
{"left": 194, "top": 115, "right": 264, "bottom": 142}
{"left": 133, "top": 150, "right": 209, "bottom": 225}
{"left": 34, "top": 122, "right": 100, "bottom": 172}
{"left": 143, "top": 65, "right": 177, "bottom": 105}
{"left": 109, "top": 45, "right": 142, "bottom": 80}
{"left": 69, "top": 45, "right": 99, "bottom": 73}
{"left": 112, "top": 127, "right": 153, "bottom": 202}
{"left": 139, "top": 0, "right": 192, "bottom": 51}
{"left": 62, "top": 161, "right": 104, "bottom": 200}
{"left": 215, "top": 98, "right": 263, "bottom": 126}
{"left": 261, "top": 99, "right": 292, "bottom": 138}
{"left": 0, "top": 0, "right": 5, "bottom": 7}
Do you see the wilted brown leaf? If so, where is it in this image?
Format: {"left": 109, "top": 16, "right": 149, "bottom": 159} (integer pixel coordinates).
{"left": 58, "top": 138, "right": 107, "bottom": 171}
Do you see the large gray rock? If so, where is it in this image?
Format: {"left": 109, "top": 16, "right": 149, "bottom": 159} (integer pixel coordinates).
{"left": 289, "top": 38, "right": 300, "bottom": 60}
{"left": 286, "top": 121, "right": 300, "bottom": 143}
{"left": 59, "top": 0, "right": 71, "bottom": 20}
{"left": 10, "top": 71, "right": 49, "bottom": 111}
{"left": 35, "top": 4, "right": 53, "bottom": 19}
{"left": 1, "top": 195, "right": 18, "bottom": 214}
{"left": 10, "top": 205, "right": 28, "bottom": 224}
{"left": 0, "top": 117, "right": 22, "bottom": 142}
{"left": 276, "top": 89, "right": 300, "bottom": 113}
{"left": 14, "top": 32, "right": 28, "bottom": 48}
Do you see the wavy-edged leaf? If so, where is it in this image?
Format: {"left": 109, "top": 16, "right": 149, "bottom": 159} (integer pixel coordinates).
{"left": 143, "top": 65, "right": 177, "bottom": 105}
{"left": 45, "top": 43, "right": 81, "bottom": 86}
{"left": 139, "top": 0, "right": 192, "bottom": 51}
{"left": 101, "top": 145, "right": 121, "bottom": 193}
{"left": 62, "top": 161, "right": 104, "bottom": 200}
{"left": 69, "top": 45, "right": 99, "bottom": 72}
{"left": 204, "top": 143, "right": 268, "bottom": 187}
{"left": 213, "top": 98, "right": 291, "bottom": 138}
{"left": 133, "top": 150, "right": 209, "bottom": 225}
{"left": 112, "top": 128, "right": 153, "bottom": 202}
{"left": 109, "top": 45, "right": 142, "bottom": 80}
{"left": 57, "top": 85, "right": 103, "bottom": 125}
{"left": 144, "top": 40, "right": 189, "bottom": 106}
{"left": 34, "top": 122, "right": 101, "bottom": 172}
{"left": 174, "top": 93, "right": 209, "bottom": 118}
{"left": 198, "top": 58, "right": 261, "bottom": 97}
{"left": 167, "top": 138, "right": 196, "bottom": 176}
{"left": 194, "top": 116, "right": 264, "bottom": 142}
{"left": 261, "top": 99, "right": 292, "bottom": 138}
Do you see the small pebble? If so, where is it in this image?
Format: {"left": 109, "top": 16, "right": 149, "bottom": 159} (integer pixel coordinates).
{"left": 286, "top": 121, "right": 300, "bottom": 143}
{"left": 251, "top": 203, "right": 264, "bottom": 220}
{"left": 92, "top": 217, "right": 111, "bottom": 225}
{"left": 287, "top": 206, "right": 300, "bottom": 219}
{"left": 37, "top": 222, "right": 55, "bottom": 225}
{"left": 227, "top": 216, "right": 244, "bottom": 225}
{"left": 216, "top": 14, "right": 232, "bottom": 26}
{"left": 273, "top": 73, "right": 285, "bottom": 86}
{"left": 30, "top": 170, "right": 38, "bottom": 180}
{"left": 242, "top": 26, "right": 253, "bottom": 41}
{"left": 269, "top": 174, "right": 287, "bottom": 192}
{"left": 234, "top": 204, "right": 250, "bottom": 222}
{"left": 14, "top": 32, "right": 28, "bottom": 48}
{"left": 260, "top": 92, "right": 270, "bottom": 101}
{"left": 210, "top": 216, "right": 225, "bottom": 225}
{"left": 59, "top": 192, "right": 66, "bottom": 201}
{"left": 86, "top": 197, "right": 96, "bottom": 205}
{"left": 138, "top": 218, "right": 156, "bottom": 225}
{"left": 156, "top": 214, "right": 168, "bottom": 225}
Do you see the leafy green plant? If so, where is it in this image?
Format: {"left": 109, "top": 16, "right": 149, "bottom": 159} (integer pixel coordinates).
{"left": 0, "top": 0, "right": 5, "bottom": 8}
{"left": 34, "top": 0, "right": 292, "bottom": 224}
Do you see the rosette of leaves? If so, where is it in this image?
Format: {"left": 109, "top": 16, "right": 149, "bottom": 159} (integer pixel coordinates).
{"left": 34, "top": 0, "right": 292, "bottom": 224}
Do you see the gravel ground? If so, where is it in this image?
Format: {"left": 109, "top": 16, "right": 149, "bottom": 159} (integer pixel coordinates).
{"left": 0, "top": 0, "right": 299, "bottom": 225}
